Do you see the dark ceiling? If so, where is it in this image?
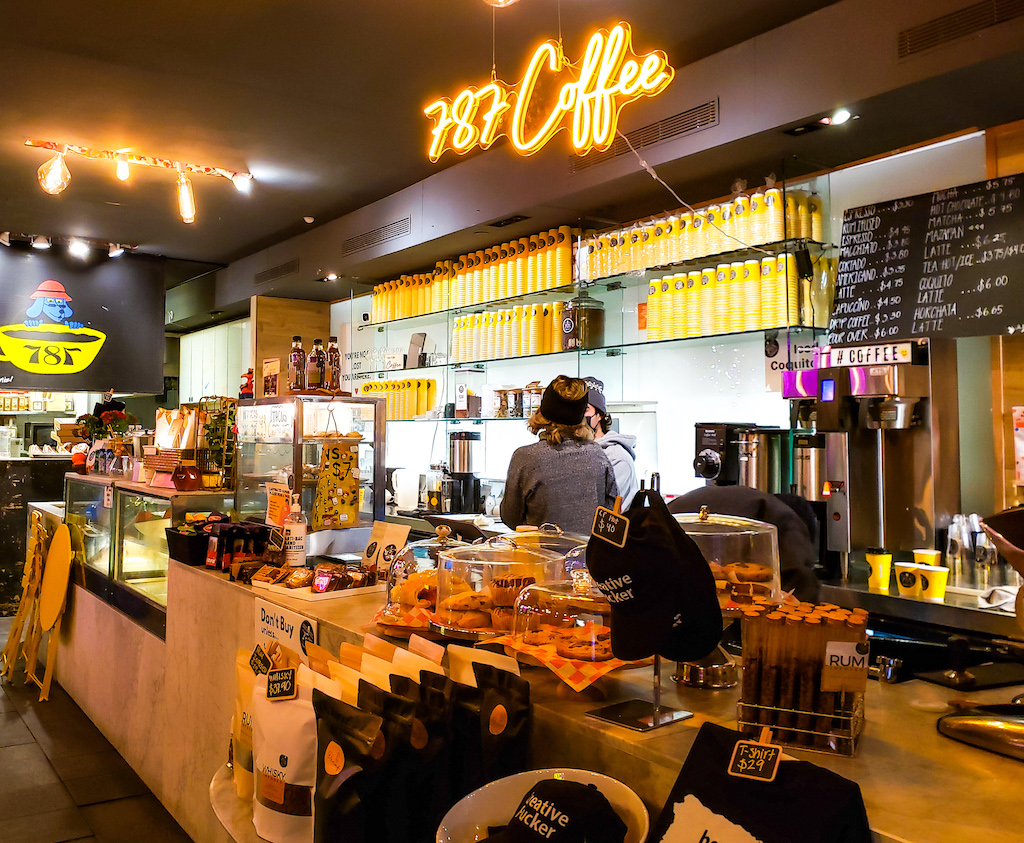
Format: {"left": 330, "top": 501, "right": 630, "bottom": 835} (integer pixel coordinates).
{"left": 0, "top": 0, "right": 842, "bottom": 274}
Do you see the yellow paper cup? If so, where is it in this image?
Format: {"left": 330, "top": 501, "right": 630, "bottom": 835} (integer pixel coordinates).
{"left": 913, "top": 548, "right": 942, "bottom": 566}
{"left": 918, "top": 565, "right": 950, "bottom": 603}
{"left": 895, "top": 562, "right": 923, "bottom": 599}
{"left": 865, "top": 550, "right": 892, "bottom": 592}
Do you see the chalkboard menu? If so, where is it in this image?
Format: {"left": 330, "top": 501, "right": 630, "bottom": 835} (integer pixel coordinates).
{"left": 829, "top": 175, "right": 1024, "bottom": 343}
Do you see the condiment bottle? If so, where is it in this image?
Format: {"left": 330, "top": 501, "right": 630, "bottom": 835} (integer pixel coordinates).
{"left": 288, "top": 336, "right": 305, "bottom": 392}
{"left": 326, "top": 336, "right": 341, "bottom": 391}
{"left": 306, "top": 338, "right": 326, "bottom": 390}
{"left": 284, "top": 494, "right": 308, "bottom": 567}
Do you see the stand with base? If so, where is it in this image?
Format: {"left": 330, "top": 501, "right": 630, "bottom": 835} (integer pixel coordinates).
{"left": 586, "top": 655, "right": 693, "bottom": 732}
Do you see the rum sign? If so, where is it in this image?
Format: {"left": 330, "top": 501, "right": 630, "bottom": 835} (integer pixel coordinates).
{"left": 424, "top": 22, "right": 674, "bottom": 162}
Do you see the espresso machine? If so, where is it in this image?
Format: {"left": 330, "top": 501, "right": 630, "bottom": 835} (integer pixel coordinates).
{"left": 785, "top": 339, "right": 961, "bottom": 569}
{"left": 446, "top": 430, "right": 482, "bottom": 514}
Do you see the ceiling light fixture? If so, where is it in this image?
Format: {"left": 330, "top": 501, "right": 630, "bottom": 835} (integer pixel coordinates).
{"left": 115, "top": 152, "right": 130, "bottom": 182}
{"left": 26, "top": 139, "right": 253, "bottom": 224}
{"left": 108, "top": 243, "right": 125, "bottom": 257}
{"left": 482, "top": 0, "right": 521, "bottom": 6}
{"left": 325, "top": 273, "right": 338, "bottom": 281}
{"left": 68, "top": 238, "right": 90, "bottom": 258}
{"left": 37, "top": 147, "right": 71, "bottom": 195}
{"left": 0, "top": 232, "right": 10, "bottom": 247}
{"left": 32, "top": 235, "right": 51, "bottom": 250}
{"left": 176, "top": 165, "right": 196, "bottom": 224}
{"left": 831, "top": 108, "right": 852, "bottom": 125}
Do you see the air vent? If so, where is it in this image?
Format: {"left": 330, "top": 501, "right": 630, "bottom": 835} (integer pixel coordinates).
{"left": 342, "top": 216, "right": 412, "bottom": 256}
{"left": 898, "top": 0, "right": 1024, "bottom": 58}
{"left": 254, "top": 259, "right": 299, "bottom": 286}
{"left": 490, "top": 214, "right": 530, "bottom": 228}
{"left": 569, "top": 99, "right": 719, "bottom": 173}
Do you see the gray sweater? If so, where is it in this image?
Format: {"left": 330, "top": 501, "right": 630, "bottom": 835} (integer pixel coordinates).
{"left": 500, "top": 438, "right": 618, "bottom": 535}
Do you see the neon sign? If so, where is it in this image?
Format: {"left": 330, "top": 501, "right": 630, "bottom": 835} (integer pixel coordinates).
{"left": 424, "top": 22, "right": 674, "bottom": 162}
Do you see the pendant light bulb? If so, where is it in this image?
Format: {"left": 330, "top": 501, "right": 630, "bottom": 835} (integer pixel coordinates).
{"left": 231, "top": 172, "right": 252, "bottom": 194}
{"left": 176, "top": 168, "right": 196, "bottom": 224}
{"left": 482, "top": 0, "right": 521, "bottom": 6}
{"left": 31, "top": 235, "right": 51, "bottom": 250}
{"left": 115, "top": 153, "right": 130, "bottom": 182}
{"left": 108, "top": 243, "right": 124, "bottom": 258}
{"left": 38, "top": 150, "right": 71, "bottom": 195}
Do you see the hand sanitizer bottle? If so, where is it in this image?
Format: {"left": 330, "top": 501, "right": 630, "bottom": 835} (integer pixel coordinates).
{"left": 284, "top": 494, "right": 307, "bottom": 567}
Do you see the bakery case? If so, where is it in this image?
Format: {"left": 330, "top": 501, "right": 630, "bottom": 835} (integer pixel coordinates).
{"left": 235, "top": 395, "right": 385, "bottom": 554}
{"left": 64, "top": 475, "right": 233, "bottom": 637}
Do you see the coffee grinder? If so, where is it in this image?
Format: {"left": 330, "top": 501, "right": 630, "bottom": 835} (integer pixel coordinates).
{"left": 447, "top": 430, "right": 482, "bottom": 514}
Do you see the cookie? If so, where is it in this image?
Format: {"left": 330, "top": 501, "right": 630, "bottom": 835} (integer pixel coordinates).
{"left": 438, "top": 588, "right": 494, "bottom": 613}
{"left": 723, "top": 562, "right": 772, "bottom": 583}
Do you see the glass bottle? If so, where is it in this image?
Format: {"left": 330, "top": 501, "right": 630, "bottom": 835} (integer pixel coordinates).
{"left": 288, "top": 336, "right": 305, "bottom": 392}
{"left": 326, "top": 336, "right": 341, "bottom": 391}
{"left": 306, "top": 339, "right": 326, "bottom": 390}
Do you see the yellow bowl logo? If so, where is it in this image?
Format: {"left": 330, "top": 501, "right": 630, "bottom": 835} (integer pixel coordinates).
{"left": 0, "top": 323, "right": 107, "bottom": 374}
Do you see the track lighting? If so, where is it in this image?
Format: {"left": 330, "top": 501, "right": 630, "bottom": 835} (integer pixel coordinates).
{"left": 32, "top": 236, "right": 51, "bottom": 250}
{"left": 176, "top": 166, "right": 196, "bottom": 224}
{"left": 25, "top": 139, "right": 253, "bottom": 225}
{"left": 38, "top": 149, "right": 71, "bottom": 195}
{"left": 0, "top": 232, "right": 10, "bottom": 247}
{"left": 108, "top": 243, "right": 124, "bottom": 257}
{"left": 68, "top": 239, "right": 90, "bottom": 259}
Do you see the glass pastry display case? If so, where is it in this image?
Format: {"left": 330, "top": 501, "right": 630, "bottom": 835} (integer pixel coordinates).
{"left": 378, "top": 527, "right": 468, "bottom": 633}
{"left": 235, "top": 396, "right": 385, "bottom": 551}
{"left": 512, "top": 570, "right": 613, "bottom": 661}
{"left": 64, "top": 475, "right": 232, "bottom": 611}
{"left": 431, "top": 537, "right": 566, "bottom": 638}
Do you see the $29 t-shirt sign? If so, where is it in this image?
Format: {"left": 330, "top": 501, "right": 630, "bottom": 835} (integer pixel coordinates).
{"left": 829, "top": 175, "right": 1024, "bottom": 343}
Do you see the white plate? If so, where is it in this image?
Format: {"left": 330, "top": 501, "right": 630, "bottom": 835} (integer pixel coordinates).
{"left": 436, "top": 768, "right": 648, "bottom": 843}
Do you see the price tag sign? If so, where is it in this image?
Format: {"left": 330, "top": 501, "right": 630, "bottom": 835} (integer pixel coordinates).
{"left": 250, "top": 644, "right": 272, "bottom": 675}
{"left": 103, "top": 485, "right": 113, "bottom": 510}
{"left": 592, "top": 505, "right": 629, "bottom": 548}
{"left": 267, "top": 667, "right": 297, "bottom": 701}
{"left": 728, "top": 739, "right": 782, "bottom": 782}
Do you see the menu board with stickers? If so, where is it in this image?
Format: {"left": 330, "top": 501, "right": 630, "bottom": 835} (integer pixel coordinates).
{"left": 829, "top": 175, "right": 1024, "bottom": 343}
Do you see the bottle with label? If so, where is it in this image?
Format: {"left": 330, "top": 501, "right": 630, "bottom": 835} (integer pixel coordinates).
{"left": 288, "top": 336, "right": 305, "bottom": 392}
{"left": 326, "top": 336, "right": 341, "bottom": 391}
{"left": 284, "top": 494, "right": 308, "bottom": 567}
{"left": 306, "top": 339, "right": 326, "bottom": 390}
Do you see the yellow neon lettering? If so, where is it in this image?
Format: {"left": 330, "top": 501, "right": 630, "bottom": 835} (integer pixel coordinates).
{"left": 424, "top": 99, "right": 454, "bottom": 163}
{"left": 450, "top": 88, "right": 480, "bottom": 151}
{"left": 475, "top": 83, "right": 511, "bottom": 149}
{"left": 424, "top": 22, "right": 673, "bottom": 161}
{"left": 511, "top": 41, "right": 570, "bottom": 154}
{"left": 618, "top": 59, "right": 640, "bottom": 96}
{"left": 638, "top": 52, "right": 672, "bottom": 93}
{"left": 571, "top": 31, "right": 605, "bottom": 151}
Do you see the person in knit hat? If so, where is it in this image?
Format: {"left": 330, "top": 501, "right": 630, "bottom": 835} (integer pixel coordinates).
{"left": 500, "top": 375, "right": 618, "bottom": 535}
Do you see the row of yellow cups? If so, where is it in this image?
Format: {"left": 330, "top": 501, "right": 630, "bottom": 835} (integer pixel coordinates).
{"left": 581, "top": 189, "right": 824, "bottom": 281}
{"left": 358, "top": 379, "right": 437, "bottom": 421}
{"left": 451, "top": 301, "right": 565, "bottom": 363}
{"left": 866, "top": 549, "right": 948, "bottom": 602}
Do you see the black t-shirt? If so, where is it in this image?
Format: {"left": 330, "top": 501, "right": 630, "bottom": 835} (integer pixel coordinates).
{"left": 650, "top": 723, "right": 872, "bottom": 843}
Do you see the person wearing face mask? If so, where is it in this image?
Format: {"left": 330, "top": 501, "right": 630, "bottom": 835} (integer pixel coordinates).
{"left": 583, "top": 377, "right": 639, "bottom": 510}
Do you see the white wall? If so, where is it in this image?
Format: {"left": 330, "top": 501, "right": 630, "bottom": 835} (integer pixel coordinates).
{"left": 178, "top": 319, "right": 251, "bottom": 403}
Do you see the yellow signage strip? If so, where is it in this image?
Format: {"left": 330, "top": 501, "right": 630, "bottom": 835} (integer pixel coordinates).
{"left": 425, "top": 22, "right": 674, "bottom": 162}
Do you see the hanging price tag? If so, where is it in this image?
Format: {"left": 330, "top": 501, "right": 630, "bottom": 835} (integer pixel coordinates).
{"left": 728, "top": 727, "right": 781, "bottom": 782}
{"left": 250, "top": 644, "right": 272, "bottom": 675}
{"left": 592, "top": 496, "right": 628, "bottom": 547}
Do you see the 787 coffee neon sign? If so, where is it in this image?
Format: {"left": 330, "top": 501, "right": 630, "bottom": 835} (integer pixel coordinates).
{"left": 424, "top": 22, "right": 674, "bottom": 162}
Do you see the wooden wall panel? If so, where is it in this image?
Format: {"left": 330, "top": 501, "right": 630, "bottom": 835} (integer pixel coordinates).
{"left": 987, "top": 120, "right": 1024, "bottom": 510}
{"left": 251, "top": 296, "right": 330, "bottom": 398}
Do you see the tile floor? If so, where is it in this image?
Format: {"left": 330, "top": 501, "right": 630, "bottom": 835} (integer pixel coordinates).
{"left": 0, "top": 617, "right": 194, "bottom": 843}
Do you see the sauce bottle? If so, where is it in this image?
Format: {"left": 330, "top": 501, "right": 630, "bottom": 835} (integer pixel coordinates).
{"left": 306, "top": 338, "right": 326, "bottom": 390}
{"left": 326, "top": 336, "right": 341, "bottom": 391}
{"left": 288, "top": 336, "right": 305, "bottom": 392}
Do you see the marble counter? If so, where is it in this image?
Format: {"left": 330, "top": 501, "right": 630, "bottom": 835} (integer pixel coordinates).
{"left": 58, "top": 559, "right": 1024, "bottom": 843}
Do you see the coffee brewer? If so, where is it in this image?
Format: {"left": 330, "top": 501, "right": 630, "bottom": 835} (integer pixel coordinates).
{"left": 785, "top": 339, "right": 960, "bottom": 571}
{"left": 446, "top": 430, "right": 482, "bottom": 514}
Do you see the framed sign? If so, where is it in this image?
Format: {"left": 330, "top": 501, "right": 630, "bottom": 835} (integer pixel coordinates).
{"left": 0, "top": 249, "right": 164, "bottom": 392}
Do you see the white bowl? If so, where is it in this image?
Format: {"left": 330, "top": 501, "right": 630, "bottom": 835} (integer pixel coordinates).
{"left": 436, "top": 767, "right": 649, "bottom": 843}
